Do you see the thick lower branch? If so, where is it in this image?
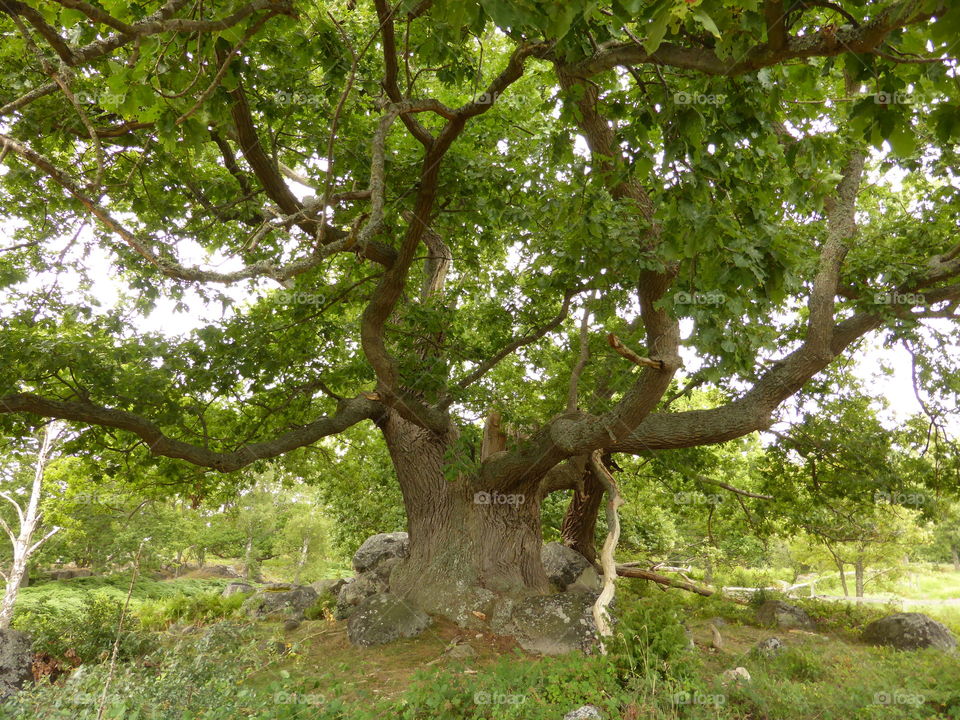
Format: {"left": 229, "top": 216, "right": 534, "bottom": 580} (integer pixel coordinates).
{"left": 0, "top": 393, "right": 383, "bottom": 472}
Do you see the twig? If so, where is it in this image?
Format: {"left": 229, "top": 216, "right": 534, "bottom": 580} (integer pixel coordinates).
{"left": 97, "top": 539, "right": 147, "bottom": 720}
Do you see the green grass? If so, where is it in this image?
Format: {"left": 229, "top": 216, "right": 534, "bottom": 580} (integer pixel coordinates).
{"left": 5, "top": 567, "right": 960, "bottom": 719}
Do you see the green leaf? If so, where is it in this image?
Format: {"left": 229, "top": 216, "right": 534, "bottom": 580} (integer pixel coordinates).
{"left": 644, "top": 4, "right": 673, "bottom": 54}
{"left": 888, "top": 124, "right": 916, "bottom": 157}
{"left": 691, "top": 8, "right": 721, "bottom": 38}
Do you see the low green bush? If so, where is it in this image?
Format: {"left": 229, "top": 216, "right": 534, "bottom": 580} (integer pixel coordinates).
{"left": 136, "top": 590, "right": 249, "bottom": 630}
{"left": 1, "top": 623, "right": 275, "bottom": 720}
{"left": 608, "top": 586, "right": 695, "bottom": 682}
{"left": 12, "top": 592, "right": 155, "bottom": 664}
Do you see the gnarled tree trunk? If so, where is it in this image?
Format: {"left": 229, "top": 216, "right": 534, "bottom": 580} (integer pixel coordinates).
{"left": 381, "top": 412, "right": 550, "bottom": 617}
{"left": 560, "top": 469, "right": 604, "bottom": 567}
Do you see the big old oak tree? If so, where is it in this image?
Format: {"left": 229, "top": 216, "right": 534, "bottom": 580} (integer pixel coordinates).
{"left": 1, "top": 0, "right": 959, "bottom": 619}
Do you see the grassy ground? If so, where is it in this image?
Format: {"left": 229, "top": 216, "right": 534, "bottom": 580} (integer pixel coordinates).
{"left": 4, "top": 570, "right": 960, "bottom": 719}
{"left": 234, "top": 587, "right": 960, "bottom": 719}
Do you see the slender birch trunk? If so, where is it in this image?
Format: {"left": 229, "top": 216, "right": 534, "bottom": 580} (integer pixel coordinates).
{"left": 0, "top": 423, "right": 62, "bottom": 629}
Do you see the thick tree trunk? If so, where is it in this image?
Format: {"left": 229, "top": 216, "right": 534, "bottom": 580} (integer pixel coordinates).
{"left": 854, "top": 556, "right": 865, "bottom": 598}
{"left": 381, "top": 412, "right": 549, "bottom": 617}
{"left": 951, "top": 546, "right": 960, "bottom": 572}
{"left": 560, "top": 469, "right": 604, "bottom": 566}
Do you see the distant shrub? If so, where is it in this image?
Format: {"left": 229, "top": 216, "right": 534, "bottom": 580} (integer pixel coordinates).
{"left": 790, "top": 597, "right": 892, "bottom": 636}
{"left": 13, "top": 592, "right": 155, "bottom": 664}
{"left": 748, "top": 587, "right": 786, "bottom": 608}
{"left": 136, "top": 591, "right": 248, "bottom": 630}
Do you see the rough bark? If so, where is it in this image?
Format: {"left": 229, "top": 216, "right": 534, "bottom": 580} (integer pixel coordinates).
{"left": 855, "top": 556, "right": 865, "bottom": 598}
{"left": 560, "top": 468, "right": 604, "bottom": 566}
{"left": 381, "top": 411, "right": 549, "bottom": 616}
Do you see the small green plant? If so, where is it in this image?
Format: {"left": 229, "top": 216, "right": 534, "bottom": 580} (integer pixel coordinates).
{"left": 303, "top": 592, "right": 336, "bottom": 621}
{"left": 770, "top": 647, "right": 830, "bottom": 682}
{"left": 748, "top": 587, "right": 785, "bottom": 609}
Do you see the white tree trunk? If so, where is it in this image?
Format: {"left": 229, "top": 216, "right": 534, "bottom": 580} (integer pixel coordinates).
{"left": 244, "top": 536, "right": 254, "bottom": 581}
{"left": 293, "top": 537, "right": 309, "bottom": 585}
{"left": 589, "top": 452, "right": 623, "bottom": 648}
{"left": 0, "top": 423, "right": 61, "bottom": 629}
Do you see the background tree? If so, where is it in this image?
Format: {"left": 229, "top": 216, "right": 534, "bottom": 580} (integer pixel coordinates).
{"left": 2, "top": 0, "right": 959, "bottom": 620}
{"left": 0, "top": 423, "right": 62, "bottom": 628}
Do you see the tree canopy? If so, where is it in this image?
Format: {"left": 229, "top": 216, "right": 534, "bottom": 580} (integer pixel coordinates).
{"left": 2, "top": 1, "right": 960, "bottom": 610}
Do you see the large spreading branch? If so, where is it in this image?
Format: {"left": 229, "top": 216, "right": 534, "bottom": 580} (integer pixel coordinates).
{"left": 477, "top": 63, "right": 681, "bottom": 490}
{"left": 567, "top": 0, "right": 946, "bottom": 78}
{"left": 0, "top": 393, "right": 383, "bottom": 472}
{"left": 358, "top": 43, "right": 548, "bottom": 431}
{"left": 0, "top": 0, "right": 288, "bottom": 72}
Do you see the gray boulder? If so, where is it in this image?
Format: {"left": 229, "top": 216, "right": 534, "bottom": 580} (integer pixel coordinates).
{"left": 721, "top": 666, "right": 752, "bottom": 684}
{"left": 756, "top": 600, "right": 814, "bottom": 630}
{"left": 862, "top": 613, "right": 957, "bottom": 651}
{"left": 367, "top": 556, "right": 402, "bottom": 586}
{"left": 242, "top": 585, "right": 318, "bottom": 621}
{"left": 564, "top": 706, "right": 603, "bottom": 720}
{"left": 493, "top": 593, "right": 600, "bottom": 655}
{"left": 335, "top": 574, "right": 387, "bottom": 619}
{"left": 346, "top": 593, "right": 432, "bottom": 647}
{"left": 0, "top": 629, "right": 33, "bottom": 698}
{"left": 754, "top": 636, "right": 784, "bottom": 657}
{"left": 222, "top": 581, "right": 254, "bottom": 597}
{"left": 541, "top": 543, "right": 601, "bottom": 594}
{"left": 202, "top": 565, "right": 240, "bottom": 578}
{"left": 427, "top": 583, "right": 497, "bottom": 629}
{"left": 49, "top": 567, "right": 92, "bottom": 581}
{"left": 352, "top": 532, "right": 409, "bottom": 574}
{"left": 310, "top": 578, "right": 349, "bottom": 597}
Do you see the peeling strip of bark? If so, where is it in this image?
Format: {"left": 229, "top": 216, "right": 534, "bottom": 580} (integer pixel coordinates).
{"left": 589, "top": 451, "right": 623, "bottom": 648}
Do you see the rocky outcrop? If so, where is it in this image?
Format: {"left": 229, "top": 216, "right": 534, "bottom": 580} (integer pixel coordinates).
{"left": 335, "top": 533, "right": 410, "bottom": 619}
{"left": 541, "top": 543, "right": 601, "bottom": 594}
{"left": 491, "top": 593, "right": 600, "bottom": 655}
{"left": 756, "top": 600, "right": 814, "bottom": 630}
{"left": 310, "top": 578, "right": 349, "bottom": 598}
{"left": 48, "top": 567, "right": 92, "bottom": 581}
{"left": 221, "top": 581, "right": 254, "bottom": 597}
{"left": 242, "top": 584, "right": 318, "bottom": 621}
{"left": 335, "top": 575, "right": 387, "bottom": 619}
{"left": 352, "top": 533, "right": 408, "bottom": 574}
{"left": 862, "top": 613, "right": 957, "bottom": 651}
{"left": 346, "top": 593, "right": 432, "bottom": 647}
